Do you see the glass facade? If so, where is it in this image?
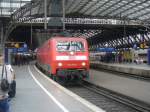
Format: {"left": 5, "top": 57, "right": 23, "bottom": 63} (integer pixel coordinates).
{"left": 0, "top": 0, "right": 31, "bottom": 16}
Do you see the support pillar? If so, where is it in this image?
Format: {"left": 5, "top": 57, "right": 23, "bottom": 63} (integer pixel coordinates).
{"left": 62, "top": 0, "right": 66, "bottom": 31}
{"left": 1, "top": 24, "right": 3, "bottom": 45}
{"left": 30, "top": 22, "right": 33, "bottom": 49}
{"left": 44, "top": 0, "right": 47, "bottom": 30}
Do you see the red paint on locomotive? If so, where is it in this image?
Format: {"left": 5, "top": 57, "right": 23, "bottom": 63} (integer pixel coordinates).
{"left": 37, "top": 37, "right": 89, "bottom": 79}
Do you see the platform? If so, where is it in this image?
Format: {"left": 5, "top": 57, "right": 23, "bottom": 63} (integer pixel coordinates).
{"left": 86, "top": 69, "right": 150, "bottom": 105}
{"left": 8, "top": 65, "right": 105, "bottom": 112}
{"left": 90, "top": 61, "right": 150, "bottom": 77}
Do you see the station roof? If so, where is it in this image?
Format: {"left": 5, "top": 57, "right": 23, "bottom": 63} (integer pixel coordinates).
{"left": 9, "top": 0, "right": 150, "bottom": 24}
{"left": 0, "top": 0, "right": 31, "bottom": 16}
{"left": 65, "top": 0, "right": 150, "bottom": 23}
{"left": 13, "top": 0, "right": 149, "bottom": 24}
{"left": 5, "top": 0, "right": 150, "bottom": 49}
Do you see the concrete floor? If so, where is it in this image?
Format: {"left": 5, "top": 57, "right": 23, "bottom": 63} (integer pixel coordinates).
{"left": 87, "top": 69, "right": 150, "bottom": 104}
{"left": 10, "top": 66, "right": 63, "bottom": 112}
{"left": 91, "top": 61, "right": 150, "bottom": 70}
{"left": 9, "top": 65, "right": 105, "bottom": 112}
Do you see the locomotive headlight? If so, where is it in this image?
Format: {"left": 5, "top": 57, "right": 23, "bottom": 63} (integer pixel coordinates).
{"left": 58, "top": 62, "right": 62, "bottom": 67}
{"left": 82, "top": 62, "right": 86, "bottom": 66}
{"left": 70, "top": 51, "right": 74, "bottom": 55}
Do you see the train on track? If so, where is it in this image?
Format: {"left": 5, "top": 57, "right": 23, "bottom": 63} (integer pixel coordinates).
{"left": 36, "top": 36, "right": 89, "bottom": 84}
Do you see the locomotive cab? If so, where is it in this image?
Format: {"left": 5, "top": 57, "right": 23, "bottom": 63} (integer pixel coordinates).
{"left": 52, "top": 37, "right": 89, "bottom": 80}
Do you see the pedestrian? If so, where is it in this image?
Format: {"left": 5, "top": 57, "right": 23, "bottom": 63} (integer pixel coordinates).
{"left": 0, "top": 57, "right": 10, "bottom": 112}
{"left": 5, "top": 64, "right": 16, "bottom": 98}
{"left": 14, "top": 54, "right": 17, "bottom": 65}
{"left": 17, "top": 54, "right": 21, "bottom": 66}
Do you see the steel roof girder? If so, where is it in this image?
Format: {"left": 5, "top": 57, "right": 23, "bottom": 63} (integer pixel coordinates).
{"left": 139, "top": 34, "right": 145, "bottom": 42}
{"left": 146, "top": 33, "right": 150, "bottom": 40}
{"left": 123, "top": 2, "right": 150, "bottom": 18}
{"left": 13, "top": 2, "right": 30, "bottom": 19}
{"left": 118, "top": 38, "right": 122, "bottom": 45}
{"left": 108, "top": 41, "right": 113, "bottom": 47}
{"left": 106, "top": 0, "right": 135, "bottom": 17}
{"left": 135, "top": 10, "right": 150, "bottom": 20}
{"left": 143, "top": 34, "right": 149, "bottom": 41}
{"left": 65, "top": 0, "right": 74, "bottom": 11}
{"left": 30, "top": 6, "right": 39, "bottom": 16}
{"left": 84, "top": 1, "right": 105, "bottom": 15}
{"left": 47, "top": 0, "right": 52, "bottom": 15}
{"left": 37, "top": 1, "right": 42, "bottom": 15}
{"left": 141, "top": 33, "right": 148, "bottom": 41}
{"left": 13, "top": 0, "right": 41, "bottom": 20}
{"left": 79, "top": 0, "right": 99, "bottom": 14}
{"left": 96, "top": 0, "right": 122, "bottom": 16}
{"left": 131, "top": 35, "right": 137, "bottom": 43}
{"left": 112, "top": 0, "right": 145, "bottom": 18}
{"left": 123, "top": 0, "right": 148, "bottom": 16}
{"left": 127, "top": 36, "right": 132, "bottom": 44}
{"left": 89, "top": 0, "right": 112, "bottom": 16}
{"left": 113, "top": 40, "right": 117, "bottom": 46}
{"left": 129, "top": 35, "right": 135, "bottom": 44}
{"left": 124, "top": 38, "right": 128, "bottom": 44}
{"left": 73, "top": 0, "right": 91, "bottom": 13}
{"left": 66, "top": 0, "right": 83, "bottom": 14}
{"left": 135, "top": 34, "right": 141, "bottom": 42}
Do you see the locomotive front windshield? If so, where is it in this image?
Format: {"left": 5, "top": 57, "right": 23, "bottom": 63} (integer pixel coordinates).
{"left": 57, "top": 41, "right": 85, "bottom": 52}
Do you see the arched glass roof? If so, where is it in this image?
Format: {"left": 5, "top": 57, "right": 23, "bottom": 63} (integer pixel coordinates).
{"left": 65, "top": 0, "right": 150, "bottom": 23}
{"left": 9, "top": 0, "right": 150, "bottom": 24}
{"left": 0, "top": 0, "right": 31, "bottom": 16}
{"left": 4, "top": 0, "right": 150, "bottom": 49}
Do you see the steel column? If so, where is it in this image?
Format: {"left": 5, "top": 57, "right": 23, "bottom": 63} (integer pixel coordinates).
{"left": 44, "top": 0, "right": 47, "bottom": 30}
{"left": 1, "top": 24, "right": 3, "bottom": 45}
{"left": 63, "top": 0, "right": 66, "bottom": 31}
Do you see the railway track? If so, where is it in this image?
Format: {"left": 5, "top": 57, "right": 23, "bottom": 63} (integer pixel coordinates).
{"left": 66, "top": 81, "right": 150, "bottom": 112}
{"left": 36, "top": 64, "right": 150, "bottom": 112}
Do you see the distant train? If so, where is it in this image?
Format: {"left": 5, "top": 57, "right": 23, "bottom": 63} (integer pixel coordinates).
{"left": 36, "top": 36, "right": 89, "bottom": 83}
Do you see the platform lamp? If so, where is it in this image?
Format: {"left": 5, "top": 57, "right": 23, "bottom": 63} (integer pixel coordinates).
{"left": 105, "top": 43, "right": 108, "bottom": 48}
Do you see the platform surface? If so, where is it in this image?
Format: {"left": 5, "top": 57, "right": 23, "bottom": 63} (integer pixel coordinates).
{"left": 8, "top": 65, "right": 104, "bottom": 112}
{"left": 91, "top": 61, "right": 150, "bottom": 77}
{"left": 91, "top": 61, "right": 150, "bottom": 70}
{"left": 87, "top": 69, "right": 150, "bottom": 104}
{"left": 9, "top": 66, "right": 63, "bottom": 112}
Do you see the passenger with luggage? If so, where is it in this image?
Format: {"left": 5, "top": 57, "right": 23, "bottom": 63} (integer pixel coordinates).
{"left": 0, "top": 64, "right": 10, "bottom": 112}
{"left": 3, "top": 64, "right": 16, "bottom": 98}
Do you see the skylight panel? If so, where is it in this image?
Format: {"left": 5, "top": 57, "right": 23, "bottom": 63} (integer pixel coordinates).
{"left": 0, "top": 0, "right": 31, "bottom": 16}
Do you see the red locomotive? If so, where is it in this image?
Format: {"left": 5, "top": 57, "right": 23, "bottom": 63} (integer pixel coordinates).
{"left": 37, "top": 36, "right": 89, "bottom": 83}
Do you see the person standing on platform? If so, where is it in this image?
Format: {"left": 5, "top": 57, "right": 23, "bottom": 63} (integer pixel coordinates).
{"left": 0, "top": 55, "right": 10, "bottom": 112}
{"left": 17, "top": 54, "right": 20, "bottom": 66}
{"left": 16, "top": 54, "right": 18, "bottom": 66}
{"left": 14, "top": 54, "right": 17, "bottom": 65}
{"left": 118, "top": 52, "right": 122, "bottom": 63}
{"left": 5, "top": 64, "right": 16, "bottom": 98}
{"left": 20, "top": 54, "right": 23, "bottom": 65}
